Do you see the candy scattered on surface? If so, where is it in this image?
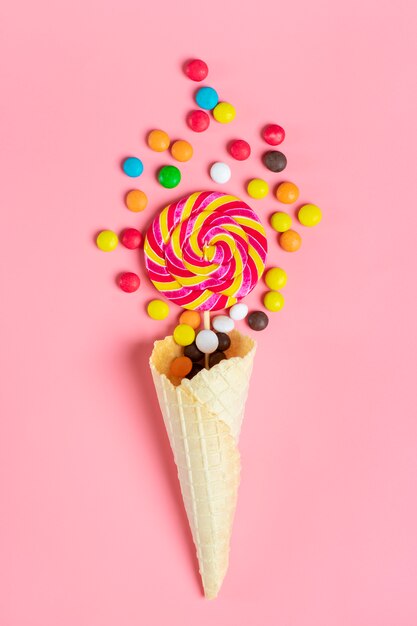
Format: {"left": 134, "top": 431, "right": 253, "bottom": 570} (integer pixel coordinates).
{"left": 186, "top": 363, "right": 204, "bottom": 379}
{"left": 171, "top": 140, "right": 193, "bottom": 162}
{"left": 229, "top": 139, "right": 251, "bottom": 161}
{"left": 264, "top": 267, "right": 287, "bottom": 290}
{"left": 279, "top": 229, "right": 302, "bottom": 252}
{"left": 158, "top": 165, "right": 181, "bottom": 188}
{"left": 195, "top": 329, "right": 219, "bottom": 354}
{"left": 96, "top": 230, "right": 118, "bottom": 251}
{"left": 170, "top": 356, "right": 193, "bottom": 378}
{"left": 264, "top": 291, "right": 285, "bottom": 312}
{"left": 210, "top": 162, "right": 231, "bottom": 184}
{"left": 262, "top": 124, "right": 285, "bottom": 146}
{"left": 212, "top": 315, "right": 234, "bottom": 333}
{"left": 144, "top": 191, "right": 267, "bottom": 311}
{"left": 179, "top": 310, "right": 201, "bottom": 329}
{"left": 119, "top": 272, "right": 140, "bottom": 293}
{"left": 184, "top": 59, "right": 208, "bottom": 82}
{"left": 247, "top": 178, "right": 269, "bottom": 199}
{"left": 213, "top": 102, "right": 236, "bottom": 123}
{"left": 229, "top": 302, "right": 248, "bottom": 321}
{"left": 276, "top": 182, "right": 299, "bottom": 204}
{"left": 147, "top": 129, "right": 170, "bottom": 152}
{"left": 121, "top": 228, "right": 142, "bottom": 249}
{"left": 216, "top": 332, "right": 231, "bottom": 351}
{"left": 209, "top": 351, "right": 227, "bottom": 367}
{"left": 187, "top": 110, "right": 210, "bottom": 132}
{"left": 298, "top": 203, "right": 322, "bottom": 227}
{"left": 122, "top": 157, "right": 144, "bottom": 178}
{"left": 184, "top": 342, "right": 205, "bottom": 362}
{"left": 125, "top": 189, "right": 148, "bottom": 212}
{"left": 247, "top": 310, "right": 269, "bottom": 331}
{"left": 147, "top": 299, "right": 170, "bottom": 320}
{"left": 270, "top": 211, "right": 292, "bottom": 232}
{"left": 195, "top": 86, "right": 219, "bottom": 110}
{"left": 263, "top": 151, "right": 287, "bottom": 173}
{"left": 173, "top": 324, "right": 196, "bottom": 346}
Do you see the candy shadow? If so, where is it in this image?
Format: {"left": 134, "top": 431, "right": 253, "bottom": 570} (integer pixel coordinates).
{"left": 127, "top": 339, "right": 202, "bottom": 594}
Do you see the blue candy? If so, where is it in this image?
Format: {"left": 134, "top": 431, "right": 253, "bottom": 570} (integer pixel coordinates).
{"left": 122, "top": 157, "right": 144, "bottom": 177}
{"left": 195, "top": 86, "right": 219, "bottom": 111}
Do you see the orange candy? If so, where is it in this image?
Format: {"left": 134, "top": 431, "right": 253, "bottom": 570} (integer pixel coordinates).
{"left": 171, "top": 140, "right": 193, "bottom": 162}
{"left": 276, "top": 182, "right": 299, "bottom": 204}
{"left": 125, "top": 189, "right": 148, "bottom": 212}
{"left": 170, "top": 356, "right": 193, "bottom": 378}
{"left": 179, "top": 310, "right": 201, "bottom": 329}
{"left": 147, "top": 129, "right": 170, "bottom": 152}
{"left": 279, "top": 229, "right": 302, "bottom": 252}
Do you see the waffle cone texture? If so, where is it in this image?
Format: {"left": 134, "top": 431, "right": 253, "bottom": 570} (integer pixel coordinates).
{"left": 149, "top": 330, "right": 256, "bottom": 599}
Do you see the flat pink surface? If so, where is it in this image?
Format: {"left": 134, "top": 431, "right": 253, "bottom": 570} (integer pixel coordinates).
{"left": 1, "top": 0, "right": 417, "bottom": 624}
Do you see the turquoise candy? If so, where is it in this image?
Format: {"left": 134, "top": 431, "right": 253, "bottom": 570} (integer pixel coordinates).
{"left": 122, "top": 157, "right": 144, "bottom": 177}
{"left": 195, "top": 86, "right": 219, "bottom": 110}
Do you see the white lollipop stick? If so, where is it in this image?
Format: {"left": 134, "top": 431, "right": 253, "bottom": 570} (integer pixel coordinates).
{"left": 203, "top": 310, "right": 210, "bottom": 369}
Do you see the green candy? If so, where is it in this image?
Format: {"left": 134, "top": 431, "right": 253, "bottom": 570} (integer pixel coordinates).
{"left": 158, "top": 165, "right": 181, "bottom": 189}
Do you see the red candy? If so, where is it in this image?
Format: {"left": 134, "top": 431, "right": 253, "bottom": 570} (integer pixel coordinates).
{"left": 184, "top": 59, "right": 208, "bottom": 82}
{"left": 119, "top": 272, "right": 140, "bottom": 293}
{"left": 262, "top": 124, "right": 285, "bottom": 146}
{"left": 229, "top": 139, "right": 251, "bottom": 161}
{"left": 187, "top": 110, "right": 210, "bottom": 132}
{"left": 121, "top": 228, "right": 142, "bottom": 249}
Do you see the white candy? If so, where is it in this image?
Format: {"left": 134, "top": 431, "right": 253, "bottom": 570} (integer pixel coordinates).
{"left": 212, "top": 315, "right": 235, "bottom": 333}
{"left": 229, "top": 303, "right": 248, "bottom": 321}
{"left": 195, "top": 329, "right": 219, "bottom": 354}
{"left": 210, "top": 162, "right": 231, "bottom": 184}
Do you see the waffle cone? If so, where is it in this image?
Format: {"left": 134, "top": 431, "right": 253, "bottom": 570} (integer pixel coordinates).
{"left": 149, "top": 330, "right": 256, "bottom": 599}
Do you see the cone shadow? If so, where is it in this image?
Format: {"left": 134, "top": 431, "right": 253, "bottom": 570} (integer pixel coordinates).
{"left": 127, "top": 339, "right": 203, "bottom": 595}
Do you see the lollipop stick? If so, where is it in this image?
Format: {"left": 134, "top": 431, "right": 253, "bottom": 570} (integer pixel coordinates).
{"left": 203, "top": 310, "right": 210, "bottom": 369}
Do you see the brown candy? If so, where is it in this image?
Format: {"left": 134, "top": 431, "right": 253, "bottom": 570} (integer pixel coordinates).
{"left": 185, "top": 363, "right": 204, "bottom": 379}
{"left": 216, "top": 332, "right": 231, "bottom": 352}
{"left": 247, "top": 310, "right": 269, "bottom": 331}
{"left": 209, "top": 351, "right": 227, "bottom": 368}
{"left": 263, "top": 150, "right": 287, "bottom": 173}
{"left": 184, "top": 342, "right": 205, "bottom": 362}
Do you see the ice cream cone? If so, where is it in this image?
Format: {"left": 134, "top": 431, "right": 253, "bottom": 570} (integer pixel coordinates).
{"left": 149, "top": 330, "right": 256, "bottom": 598}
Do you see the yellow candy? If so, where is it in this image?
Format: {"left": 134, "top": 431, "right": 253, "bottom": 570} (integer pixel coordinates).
{"left": 147, "top": 299, "right": 170, "bottom": 320}
{"left": 96, "top": 230, "right": 118, "bottom": 251}
{"left": 264, "top": 291, "right": 285, "bottom": 312}
{"left": 247, "top": 178, "right": 269, "bottom": 199}
{"left": 265, "top": 267, "right": 287, "bottom": 290}
{"left": 298, "top": 204, "right": 322, "bottom": 227}
{"left": 213, "top": 102, "right": 236, "bottom": 123}
{"left": 173, "top": 324, "right": 195, "bottom": 346}
{"left": 270, "top": 212, "right": 292, "bottom": 232}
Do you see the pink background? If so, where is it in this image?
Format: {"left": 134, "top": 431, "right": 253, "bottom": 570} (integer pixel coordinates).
{"left": 1, "top": 0, "right": 417, "bottom": 624}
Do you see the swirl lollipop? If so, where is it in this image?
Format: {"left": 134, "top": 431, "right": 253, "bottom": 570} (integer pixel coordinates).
{"left": 144, "top": 191, "right": 267, "bottom": 311}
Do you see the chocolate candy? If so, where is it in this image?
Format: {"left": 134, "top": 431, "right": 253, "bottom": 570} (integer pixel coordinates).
{"left": 216, "top": 332, "right": 231, "bottom": 351}
{"left": 184, "top": 342, "right": 205, "bottom": 362}
{"left": 247, "top": 310, "right": 269, "bottom": 331}
{"left": 209, "top": 351, "right": 227, "bottom": 367}
{"left": 186, "top": 363, "right": 204, "bottom": 380}
{"left": 263, "top": 151, "right": 287, "bottom": 173}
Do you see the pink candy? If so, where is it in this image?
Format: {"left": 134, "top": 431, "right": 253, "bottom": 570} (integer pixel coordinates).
{"left": 121, "top": 228, "right": 142, "bottom": 249}
{"left": 119, "top": 272, "right": 140, "bottom": 293}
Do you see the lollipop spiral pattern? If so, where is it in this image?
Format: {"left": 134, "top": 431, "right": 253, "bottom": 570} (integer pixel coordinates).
{"left": 144, "top": 191, "right": 267, "bottom": 311}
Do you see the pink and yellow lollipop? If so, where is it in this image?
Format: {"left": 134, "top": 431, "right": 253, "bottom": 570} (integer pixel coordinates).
{"left": 144, "top": 191, "right": 267, "bottom": 311}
